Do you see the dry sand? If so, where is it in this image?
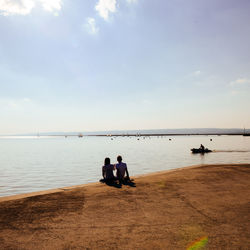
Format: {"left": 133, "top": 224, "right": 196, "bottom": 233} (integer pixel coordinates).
{"left": 0, "top": 164, "right": 249, "bottom": 249}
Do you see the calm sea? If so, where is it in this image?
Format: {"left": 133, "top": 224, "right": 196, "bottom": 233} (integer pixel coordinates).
{"left": 0, "top": 135, "right": 250, "bottom": 197}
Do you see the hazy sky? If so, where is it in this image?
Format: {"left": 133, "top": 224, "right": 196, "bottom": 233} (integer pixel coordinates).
{"left": 1, "top": 0, "right": 250, "bottom": 134}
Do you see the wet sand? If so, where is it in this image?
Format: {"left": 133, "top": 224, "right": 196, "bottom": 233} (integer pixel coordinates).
{"left": 0, "top": 164, "right": 249, "bottom": 249}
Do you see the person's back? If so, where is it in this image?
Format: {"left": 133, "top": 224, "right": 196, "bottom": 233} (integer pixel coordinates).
{"left": 116, "top": 155, "right": 129, "bottom": 182}
{"left": 102, "top": 158, "right": 115, "bottom": 181}
{"left": 116, "top": 162, "right": 127, "bottom": 178}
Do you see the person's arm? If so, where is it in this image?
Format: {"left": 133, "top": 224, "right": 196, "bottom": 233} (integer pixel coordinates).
{"left": 125, "top": 166, "right": 130, "bottom": 180}
{"left": 102, "top": 166, "right": 105, "bottom": 179}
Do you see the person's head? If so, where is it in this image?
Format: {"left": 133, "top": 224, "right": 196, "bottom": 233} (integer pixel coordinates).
{"left": 117, "top": 155, "right": 122, "bottom": 163}
{"left": 104, "top": 157, "right": 110, "bottom": 166}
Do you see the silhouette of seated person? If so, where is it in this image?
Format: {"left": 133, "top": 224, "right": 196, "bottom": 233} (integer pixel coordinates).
{"left": 102, "top": 157, "right": 115, "bottom": 183}
{"left": 200, "top": 144, "right": 205, "bottom": 151}
{"left": 115, "top": 155, "right": 130, "bottom": 184}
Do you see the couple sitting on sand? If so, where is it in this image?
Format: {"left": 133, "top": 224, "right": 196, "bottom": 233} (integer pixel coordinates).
{"left": 102, "top": 155, "right": 130, "bottom": 185}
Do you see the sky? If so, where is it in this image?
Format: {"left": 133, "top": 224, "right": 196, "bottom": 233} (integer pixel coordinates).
{"left": 0, "top": 0, "right": 250, "bottom": 134}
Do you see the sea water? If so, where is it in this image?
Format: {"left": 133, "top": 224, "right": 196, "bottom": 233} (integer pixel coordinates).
{"left": 0, "top": 135, "right": 250, "bottom": 197}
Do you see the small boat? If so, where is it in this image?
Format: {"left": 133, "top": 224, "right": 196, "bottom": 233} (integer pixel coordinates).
{"left": 191, "top": 148, "right": 212, "bottom": 154}
{"left": 243, "top": 128, "right": 250, "bottom": 136}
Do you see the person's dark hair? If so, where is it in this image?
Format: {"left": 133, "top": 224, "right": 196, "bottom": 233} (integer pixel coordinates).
{"left": 104, "top": 157, "right": 110, "bottom": 166}
{"left": 117, "top": 155, "right": 122, "bottom": 163}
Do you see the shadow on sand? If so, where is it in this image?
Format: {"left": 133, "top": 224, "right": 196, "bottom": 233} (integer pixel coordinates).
{"left": 99, "top": 178, "right": 136, "bottom": 188}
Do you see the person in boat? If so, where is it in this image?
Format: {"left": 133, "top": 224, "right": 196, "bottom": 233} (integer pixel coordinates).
{"left": 115, "top": 155, "right": 130, "bottom": 184}
{"left": 200, "top": 144, "right": 205, "bottom": 151}
{"left": 102, "top": 157, "right": 115, "bottom": 183}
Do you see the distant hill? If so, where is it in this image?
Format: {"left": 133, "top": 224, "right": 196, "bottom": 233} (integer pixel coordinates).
{"left": 8, "top": 128, "right": 250, "bottom": 136}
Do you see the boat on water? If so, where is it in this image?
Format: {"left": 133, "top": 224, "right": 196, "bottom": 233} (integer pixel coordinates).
{"left": 243, "top": 128, "right": 250, "bottom": 136}
{"left": 191, "top": 148, "right": 212, "bottom": 154}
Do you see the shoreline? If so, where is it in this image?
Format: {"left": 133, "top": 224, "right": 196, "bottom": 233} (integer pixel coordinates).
{"left": 1, "top": 133, "right": 250, "bottom": 138}
{"left": 0, "top": 163, "right": 241, "bottom": 202}
{"left": 0, "top": 163, "right": 249, "bottom": 249}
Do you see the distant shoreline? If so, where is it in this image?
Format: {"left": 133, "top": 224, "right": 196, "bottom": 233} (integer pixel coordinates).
{"left": 1, "top": 127, "right": 250, "bottom": 137}
{"left": 88, "top": 133, "right": 250, "bottom": 137}
{"left": 1, "top": 133, "right": 250, "bottom": 137}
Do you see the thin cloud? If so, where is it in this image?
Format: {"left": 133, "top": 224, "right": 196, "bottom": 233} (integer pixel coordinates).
{"left": 127, "top": 0, "right": 137, "bottom": 3}
{"left": 95, "top": 0, "right": 117, "bottom": 21}
{"left": 86, "top": 17, "right": 99, "bottom": 35}
{"left": 23, "top": 97, "right": 32, "bottom": 102}
{"left": 230, "top": 90, "right": 241, "bottom": 96}
{"left": 0, "top": 0, "right": 35, "bottom": 16}
{"left": 0, "top": 97, "right": 32, "bottom": 109}
{"left": 40, "top": 0, "right": 62, "bottom": 12}
{"left": 230, "top": 78, "right": 250, "bottom": 86}
{"left": 0, "top": 0, "right": 62, "bottom": 16}
{"left": 192, "top": 70, "right": 201, "bottom": 76}
{"left": 185, "top": 70, "right": 202, "bottom": 79}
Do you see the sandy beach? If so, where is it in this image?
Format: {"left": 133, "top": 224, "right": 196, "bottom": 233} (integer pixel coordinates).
{"left": 0, "top": 164, "right": 249, "bottom": 249}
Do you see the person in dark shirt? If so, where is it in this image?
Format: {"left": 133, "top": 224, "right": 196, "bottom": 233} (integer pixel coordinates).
{"left": 102, "top": 157, "right": 115, "bottom": 182}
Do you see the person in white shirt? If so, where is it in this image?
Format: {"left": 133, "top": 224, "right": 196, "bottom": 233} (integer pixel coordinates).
{"left": 115, "top": 155, "right": 130, "bottom": 184}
